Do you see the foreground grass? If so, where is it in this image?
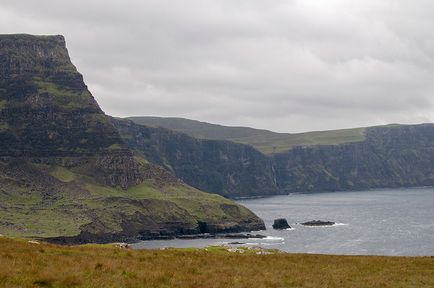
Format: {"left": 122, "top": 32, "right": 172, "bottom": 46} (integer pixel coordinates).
{"left": 1, "top": 238, "right": 433, "bottom": 288}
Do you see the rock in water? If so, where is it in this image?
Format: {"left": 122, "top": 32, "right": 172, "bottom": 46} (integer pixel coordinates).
{"left": 301, "top": 220, "right": 335, "bottom": 226}
{"left": 272, "top": 218, "right": 291, "bottom": 229}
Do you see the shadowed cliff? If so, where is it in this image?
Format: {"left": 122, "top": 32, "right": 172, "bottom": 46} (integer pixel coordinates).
{"left": 113, "top": 118, "right": 279, "bottom": 198}
{"left": 127, "top": 116, "right": 434, "bottom": 197}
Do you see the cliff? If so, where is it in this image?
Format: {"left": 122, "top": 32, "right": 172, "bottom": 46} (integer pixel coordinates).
{"left": 0, "top": 34, "right": 146, "bottom": 189}
{"left": 127, "top": 117, "right": 434, "bottom": 197}
{"left": 113, "top": 118, "right": 279, "bottom": 198}
{"left": 0, "top": 34, "right": 264, "bottom": 243}
{"left": 273, "top": 124, "right": 434, "bottom": 192}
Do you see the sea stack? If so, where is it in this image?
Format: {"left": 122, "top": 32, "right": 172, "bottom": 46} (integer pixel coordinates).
{"left": 272, "top": 218, "right": 291, "bottom": 229}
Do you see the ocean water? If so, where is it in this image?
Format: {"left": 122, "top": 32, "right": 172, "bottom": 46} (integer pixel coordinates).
{"left": 131, "top": 187, "right": 434, "bottom": 256}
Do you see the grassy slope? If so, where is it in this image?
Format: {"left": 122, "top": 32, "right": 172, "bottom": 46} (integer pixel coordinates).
{"left": 127, "top": 116, "right": 277, "bottom": 140}
{"left": 0, "top": 237, "right": 433, "bottom": 288}
{"left": 0, "top": 163, "right": 256, "bottom": 239}
{"left": 128, "top": 116, "right": 366, "bottom": 153}
{"left": 234, "top": 127, "right": 366, "bottom": 153}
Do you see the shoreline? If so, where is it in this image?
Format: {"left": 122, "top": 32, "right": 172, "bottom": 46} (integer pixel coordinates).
{"left": 4, "top": 235, "right": 434, "bottom": 257}
{"left": 233, "top": 185, "right": 434, "bottom": 200}
{"left": 38, "top": 231, "right": 268, "bottom": 245}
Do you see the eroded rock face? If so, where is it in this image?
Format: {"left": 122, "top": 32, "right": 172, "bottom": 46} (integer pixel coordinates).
{"left": 0, "top": 34, "right": 143, "bottom": 189}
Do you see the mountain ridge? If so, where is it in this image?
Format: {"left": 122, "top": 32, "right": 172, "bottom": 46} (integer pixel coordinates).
{"left": 128, "top": 116, "right": 376, "bottom": 153}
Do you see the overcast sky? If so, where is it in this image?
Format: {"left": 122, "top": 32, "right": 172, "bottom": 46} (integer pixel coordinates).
{"left": 1, "top": 1, "right": 434, "bottom": 132}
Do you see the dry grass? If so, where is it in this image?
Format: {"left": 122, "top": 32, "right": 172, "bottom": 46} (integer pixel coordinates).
{"left": 0, "top": 237, "right": 433, "bottom": 288}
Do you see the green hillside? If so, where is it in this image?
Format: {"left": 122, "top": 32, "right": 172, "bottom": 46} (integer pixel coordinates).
{"left": 0, "top": 160, "right": 260, "bottom": 241}
{"left": 128, "top": 117, "right": 366, "bottom": 153}
{"left": 127, "top": 116, "right": 277, "bottom": 140}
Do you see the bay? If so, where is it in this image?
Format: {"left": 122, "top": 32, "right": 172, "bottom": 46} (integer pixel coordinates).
{"left": 131, "top": 187, "right": 434, "bottom": 256}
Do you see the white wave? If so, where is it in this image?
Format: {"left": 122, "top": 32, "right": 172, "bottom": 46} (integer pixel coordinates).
{"left": 333, "top": 223, "right": 349, "bottom": 226}
{"left": 263, "top": 236, "right": 284, "bottom": 241}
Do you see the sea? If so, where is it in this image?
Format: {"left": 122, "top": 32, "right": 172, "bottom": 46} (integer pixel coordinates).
{"left": 131, "top": 187, "right": 434, "bottom": 256}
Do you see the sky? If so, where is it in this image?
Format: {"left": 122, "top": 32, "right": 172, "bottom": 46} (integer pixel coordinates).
{"left": 1, "top": 0, "right": 434, "bottom": 133}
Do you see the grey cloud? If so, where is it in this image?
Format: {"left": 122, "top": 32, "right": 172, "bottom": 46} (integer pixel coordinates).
{"left": 1, "top": 0, "right": 433, "bottom": 132}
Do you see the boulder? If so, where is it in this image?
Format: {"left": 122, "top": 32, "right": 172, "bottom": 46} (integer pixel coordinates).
{"left": 272, "top": 218, "right": 291, "bottom": 229}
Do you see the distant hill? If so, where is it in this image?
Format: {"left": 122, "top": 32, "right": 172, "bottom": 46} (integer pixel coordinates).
{"left": 128, "top": 116, "right": 366, "bottom": 153}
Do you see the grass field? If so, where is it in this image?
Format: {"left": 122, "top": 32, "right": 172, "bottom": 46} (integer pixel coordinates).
{"left": 0, "top": 237, "right": 433, "bottom": 288}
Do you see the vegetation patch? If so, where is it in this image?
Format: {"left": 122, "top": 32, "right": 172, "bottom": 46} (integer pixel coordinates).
{"left": 107, "top": 143, "right": 122, "bottom": 150}
{"left": 0, "top": 121, "right": 8, "bottom": 130}
{"left": 49, "top": 166, "right": 77, "bottom": 182}
{"left": 85, "top": 182, "right": 162, "bottom": 199}
{"left": 0, "top": 100, "right": 7, "bottom": 110}
{"left": 32, "top": 77, "right": 93, "bottom": 109}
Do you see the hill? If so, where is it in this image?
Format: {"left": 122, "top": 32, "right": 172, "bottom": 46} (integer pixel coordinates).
{"left": 128, "top": 116, "right": 366, "bottom": 153}
{"left": 0, "top": 34, "right": 264, "bottom": 243}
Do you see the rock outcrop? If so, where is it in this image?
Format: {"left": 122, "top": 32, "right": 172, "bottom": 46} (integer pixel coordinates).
{"left": 272, "top": 218, "right": 291, "bottom": 229}
{"left": 300, "top": 220, "right": 335, "bottom": 226}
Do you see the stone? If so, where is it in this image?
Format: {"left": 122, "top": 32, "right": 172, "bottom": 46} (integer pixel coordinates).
{"left": 272, "top": 218, "right": 291, "bottom": 229}
{"left": 113, "top": 243, "right": 129, "bottom": 249}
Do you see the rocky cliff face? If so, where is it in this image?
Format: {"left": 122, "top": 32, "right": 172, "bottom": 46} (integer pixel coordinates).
{"left": 273, "top": 124, "right": 434, "bottom": 192}
{"left": 0, "top": 34, "right": 265, "bottom": 242}
{"left": 0, "top": 34, "right": 145, "bottom": 189}
{"left": 118, "top": 117, "right": 434, "bottom": 197}
{"left": 113, "top": 118, "right": 280, "bottom": 198}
